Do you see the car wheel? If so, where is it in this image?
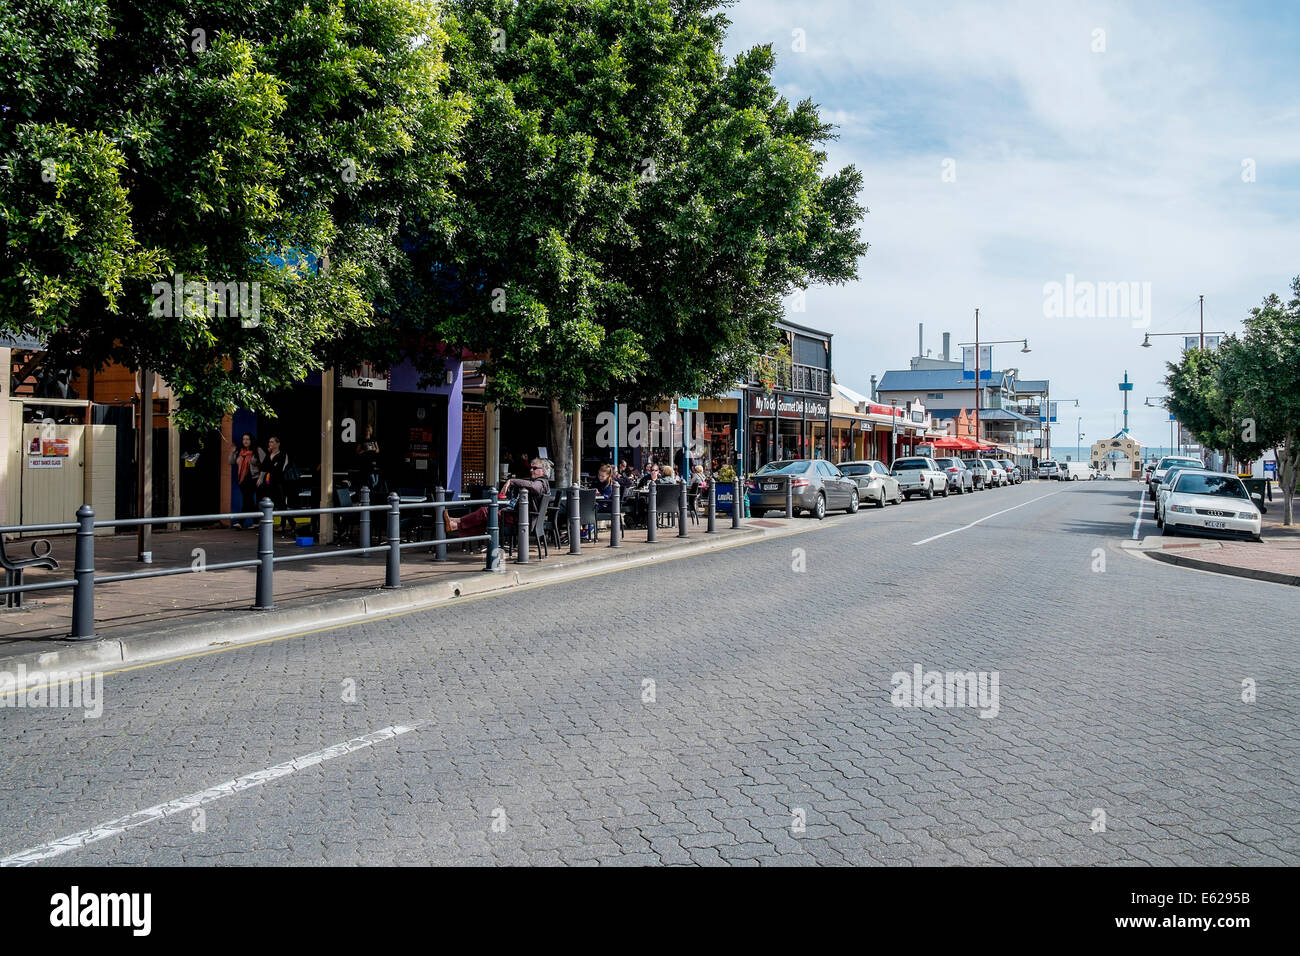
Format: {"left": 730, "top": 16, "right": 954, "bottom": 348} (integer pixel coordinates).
{"left": 1162, "top": 523, "right": 1176, "bottom": 537}
{"left": 813, "top": 493, "right": 826, "bottom": 520}
{"left": 1253, "top": 534, "right": 1264, "bottom": 543}
{"left": 941, "top": 483, "right": 950, "bottom": 497}
{"left": 877, "top": 490, "right": 887, "bottom": 508}
{"left": 924, "top": 485, "right": 934, "bottom": 500}
{"left": 1155, "top": 513, "right": 1163, "bottom": 528}
{"left": 894, "top": 490, "right": 904, "bottom": 505}
{"left": 847, "top": 490, "right": 859, "bottom": 514}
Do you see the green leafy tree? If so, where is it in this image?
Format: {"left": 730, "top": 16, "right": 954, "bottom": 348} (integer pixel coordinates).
{"left": 1227, "top": 282, "right": 1300, "bottom": 524}
{"left": 0, "top": 0, "right": 465, "bottom": 429}
{"left": 1165, "top": 346, "right": 1229, "bottom": 465}
{"left": 391, "top": 0, "right": 867, "bottom": 484}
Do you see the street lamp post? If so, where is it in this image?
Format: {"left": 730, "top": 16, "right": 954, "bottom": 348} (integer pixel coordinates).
{"left": 957, "top": 315, "right": 1030, "bottom": 451}
{"left": 1076, "top": 417, "right": 1084, "bottom": 463}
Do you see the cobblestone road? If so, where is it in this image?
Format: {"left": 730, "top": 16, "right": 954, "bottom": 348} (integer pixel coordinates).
{"left": 2, "top": 481, "right": 1296, "bottom": 865}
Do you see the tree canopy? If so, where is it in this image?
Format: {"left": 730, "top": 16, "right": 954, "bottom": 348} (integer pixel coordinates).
{"left": 1, "top": 0, "right": 466, "bottom": 428}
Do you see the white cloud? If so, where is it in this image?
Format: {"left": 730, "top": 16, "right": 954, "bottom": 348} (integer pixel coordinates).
{"left": 726, "top": 0, "right": 1300, "bottom": 445}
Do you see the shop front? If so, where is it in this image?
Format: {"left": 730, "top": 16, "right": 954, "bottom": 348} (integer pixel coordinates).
{"left": 745, "top": 390, "right": 831, "bottom": 471}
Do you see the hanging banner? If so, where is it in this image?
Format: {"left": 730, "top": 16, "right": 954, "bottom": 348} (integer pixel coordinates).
{"left": 962, "top": 346, "right": 992, "bottom": 380}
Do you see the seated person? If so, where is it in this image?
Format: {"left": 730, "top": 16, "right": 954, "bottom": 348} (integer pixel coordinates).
{"left": 637, "top": 463, "right": 661, "bottom": 488}
{"left": 444, "top": 459, "right": 550, "bottom": 538}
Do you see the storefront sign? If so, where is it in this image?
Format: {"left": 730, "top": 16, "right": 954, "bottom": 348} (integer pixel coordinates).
{"left": 340, "top": 361, "right": 389, "bottom": 390}
{"left": 748, "top": 392, "right": 829, "bottom": 419}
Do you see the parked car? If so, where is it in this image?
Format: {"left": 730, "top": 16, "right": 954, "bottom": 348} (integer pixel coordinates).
{"left": 837, "top": 460, "right": 904, "bottom": 507}
{"left": 746, "top": 459, "right": 859, "bottom": 519}
{"left": 998, "top": 459, "right": 1022, "bottom": 484}
{"left": 963, "top": 458, "right": 990, "bottom": 489}
{"left": 890, "top": 456, "right": 947, "bottom": 499}
{"left": 1162, "top": 471, "right": 1262, "bottom": 542}
{"left": 1154, "top": 465, "right": 1211, "bottom": 526}
{"left": 934, "top": 457, "right": 975, "bottom": 494}
{"left": 1149, "top": 455, "right": 1206, "bottom": 499}
{"left": 1059, "top": 461, "right": 1090, "bottom": 481}
{"left": 982, "top": 459, "right": 1006, "bottom": 487}
{"left": 1037, "top": 460, "right": 1060, "bottom": 479}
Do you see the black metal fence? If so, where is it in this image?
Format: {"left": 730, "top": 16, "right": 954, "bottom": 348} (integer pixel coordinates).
{"left": 2, "top": 480, "right": 738, "bottom": 641}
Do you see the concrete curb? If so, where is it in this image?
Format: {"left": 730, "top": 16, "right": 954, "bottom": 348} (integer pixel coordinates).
{"left": 1, "top": 526, "right": 766, "bottom": 680}
{"left": 1142, "top": 549, "right": 1300, "bottom": 588}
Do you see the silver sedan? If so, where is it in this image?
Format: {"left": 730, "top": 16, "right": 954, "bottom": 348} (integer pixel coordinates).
{"left": 837, "top": 460, "right": 904, "bottom": 507}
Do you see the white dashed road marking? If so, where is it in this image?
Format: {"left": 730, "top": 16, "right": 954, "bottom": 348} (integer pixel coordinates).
{"left": 912, "top": 491, "right": 1063, "bottom": 546}
{"left": 0, "top": 723, "right": 418, "bottom": 866}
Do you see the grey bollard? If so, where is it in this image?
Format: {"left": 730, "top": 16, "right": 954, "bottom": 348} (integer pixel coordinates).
{"left": 568, "top": 484, "right": 581, "bottom": 554}
{"left": 785, "top": 478, "right": 793, "bottom": 518}
{"left": 732, "top": 476, "right": 741, "bottom": 529}
{"left": 647, "top": 481, "right": 657, "bottom": 542}
{"left": 384, "top": 492, "right": 401, "bottom": 588}
{"left": 486, "top": 486, "right": 500, "bottom": 571}
{"left": 433, "top": 486, "right": 448, "bottom": 562}
{"left": 515, "top": 493, "right": 530, "bottom": 564}
{"left": 358, "top": 485, "right": 371, "bottom": 554}
{"left": 255, "top": 498, "right": 276, "bottom": 609}
{"left": 609, "top": 481, "right": 622, "bottom": 548}
{"left": 707, "top": 481, "right": 717, "bottom": 533}
{"left": 677, "top": 482, "right": 688, "bottom": 537}
{"left": 69, "top": 505, "right": 96, "bottom": 639}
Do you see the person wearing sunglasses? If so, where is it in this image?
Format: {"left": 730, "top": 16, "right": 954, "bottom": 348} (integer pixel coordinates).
{"left": 445, "top": 458, "right": 551, "bottom": 539}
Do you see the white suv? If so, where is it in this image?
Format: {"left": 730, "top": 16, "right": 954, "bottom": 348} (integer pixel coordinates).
{"left": 1037, "top": 460, "right": 1059, "bottom": 479}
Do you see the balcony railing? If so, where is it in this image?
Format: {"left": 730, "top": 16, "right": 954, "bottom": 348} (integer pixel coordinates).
{"left": 746, "top": 357, "right": 830, "bottom": 395}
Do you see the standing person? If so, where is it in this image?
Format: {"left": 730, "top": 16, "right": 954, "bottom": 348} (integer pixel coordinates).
{"left": 228, "top": 433, "right": 266, "bottom": 529}
{"left": 262, "top": 435, "right": 294, "bottom": 535}
{"left": 445, "top": 458, "right": 550, "bottom": 542}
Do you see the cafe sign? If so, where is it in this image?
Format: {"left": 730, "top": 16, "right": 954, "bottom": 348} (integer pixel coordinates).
{"left": 749, "top": 392, "right": 829, "bottom": 419}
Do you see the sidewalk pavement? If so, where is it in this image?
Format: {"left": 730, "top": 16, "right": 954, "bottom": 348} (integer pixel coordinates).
{"left": 1125, "top": 497, "right": 1300, "bottom": 586}
{"left": 1, "top": 509, "right": 815, "bottom": 678}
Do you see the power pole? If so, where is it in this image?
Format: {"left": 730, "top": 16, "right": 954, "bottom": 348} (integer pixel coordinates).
{"left": 1199, "top": 294, "right": 1204, "bottom": 350}
{"left": 973, "top": 308, "right": 980, "bottom": 445}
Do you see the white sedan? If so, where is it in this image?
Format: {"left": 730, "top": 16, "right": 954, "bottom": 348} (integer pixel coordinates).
{"left": 1162, "top": 471, "right": 1263, "bottom": 542}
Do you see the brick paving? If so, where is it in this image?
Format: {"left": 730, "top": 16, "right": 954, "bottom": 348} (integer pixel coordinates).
{"left": 1, "top": 505, "right": 743, "bottom": 644}
{"left": 1, "top": 481, "right": 1296, "bottom": 866}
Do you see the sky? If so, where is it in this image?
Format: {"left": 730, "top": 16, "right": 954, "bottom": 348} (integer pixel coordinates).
{"left": 722, "top": 0, "right": 1300, "bottom": 453}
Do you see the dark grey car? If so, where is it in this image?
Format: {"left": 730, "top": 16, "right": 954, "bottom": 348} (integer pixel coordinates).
{"left": 746, "top": 459, "right": 860, "bottom": 519}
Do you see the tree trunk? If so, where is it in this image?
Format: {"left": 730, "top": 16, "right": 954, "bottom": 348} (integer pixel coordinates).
{"left": 1280, "top": 435, "right": 1297, "bottom": 526}
{"left": 549, "top": 396, "right": 573, "bottom": 489}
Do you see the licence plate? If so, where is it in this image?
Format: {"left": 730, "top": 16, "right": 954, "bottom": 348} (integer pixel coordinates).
{"left": 1204, "top": 520, "right": 1227, "bottom": 529}
{"left": 763, "top": 483, "right": 778, "bottom": 491}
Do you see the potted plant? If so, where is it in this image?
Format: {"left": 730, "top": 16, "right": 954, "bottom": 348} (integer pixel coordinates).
{"left": 714, "top": 465, "right": 738, "bottom": 514}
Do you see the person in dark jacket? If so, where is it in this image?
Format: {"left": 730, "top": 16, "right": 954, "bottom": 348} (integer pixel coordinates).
{"left": 262, "top": 435, "right": 294, "bottom": 534}
{"left": 445, "top": 458, "right": 550, "bottom": 539}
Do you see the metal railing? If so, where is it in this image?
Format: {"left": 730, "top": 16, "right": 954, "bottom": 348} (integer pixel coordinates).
{"left": 2, "top": 480, "right": 742, "bottom": 641}
{"left": 746, "top": 357, "right": 831, "bottom": 395}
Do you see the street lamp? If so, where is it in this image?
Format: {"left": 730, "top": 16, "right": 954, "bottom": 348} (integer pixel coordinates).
{"left": 1076, "top": 417, "right": 1084, "bottom": 462}
{"left": 1146, "top": 395, "right": 1175, "bottom": 456}
{"left": 958, "top": 310, "right": 1031, "bottom": 448}
{"left": 1140, "top": 330, "right": 1226, "bottom": 348}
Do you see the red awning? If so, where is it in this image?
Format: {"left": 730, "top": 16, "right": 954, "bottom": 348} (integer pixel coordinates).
{"left": 931, "top": 437, "right": 964, "bottom": 450}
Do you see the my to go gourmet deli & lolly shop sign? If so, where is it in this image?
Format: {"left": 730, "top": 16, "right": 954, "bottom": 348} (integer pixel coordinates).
{"left": 749, "top": 392, "right": 830, "bottom": 419}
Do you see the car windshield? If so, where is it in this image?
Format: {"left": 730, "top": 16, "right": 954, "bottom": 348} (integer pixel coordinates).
{"left": 1159, "top": 457, "right": 1202, "bottom": 470}
{"left": 934, "top": 459, "right": 956, "bottom": 468}
{"left": 1042, "top": 462, "right": 1057, "bottom": 468}
{"left": 839, "top": 464, "right": 874, "bottom": 476}
{"left": 756, "top": 461, "right": 809, "bottom": 475}
{"left": 1173, "top": 474, "right": 1249, "bottom": 499}
{"left": 894, "top": 458, "right": 927, "bottom": 469}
